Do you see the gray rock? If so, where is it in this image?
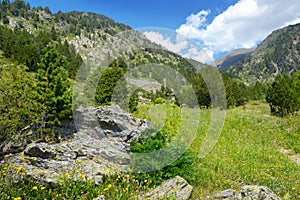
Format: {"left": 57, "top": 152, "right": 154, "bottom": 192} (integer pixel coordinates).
{"left": 214, "top": 185, "right": 281, "bottom": 200}
{"left": 235, "top": 185, "right": 281, "bottom": 200}
{"left": 8, "top": 105, "right": 152, "bottom": 185}
{"left": 24, "top": 143, "right": 57, "bottom": 159}
{"left": 142, "top": 176, "right": 193, "bottom": 200}
{"left": 1, "top": 141, "right": 28, "bottom": 156}
{"left": 214, "top": 189, "right": 234, "bottom": 199}
{"left": 93, "top": 195, "right": 105, "bottom": 200}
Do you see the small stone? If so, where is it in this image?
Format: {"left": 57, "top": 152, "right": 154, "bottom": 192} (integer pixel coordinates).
{"left": 93, "top": 195, "right": 105, "bottom": 200}
{"left": 214, "top": 189, "right": 234, "bottom": 199}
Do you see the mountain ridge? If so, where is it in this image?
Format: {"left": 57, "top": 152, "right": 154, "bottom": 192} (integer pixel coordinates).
{"left": 226, "top": 23, "right": 300, "bottom": 83}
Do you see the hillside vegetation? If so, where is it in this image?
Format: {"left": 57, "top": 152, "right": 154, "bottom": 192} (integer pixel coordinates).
{"left": 227, "top": 23, "right": 300, "bottom": 83}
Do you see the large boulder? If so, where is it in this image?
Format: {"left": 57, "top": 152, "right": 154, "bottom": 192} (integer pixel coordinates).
{"left": 142, "top": 176, "right": 193, "bottom": 200}
{"left": 7, "top": 105, "right": 151, "bottom": 185}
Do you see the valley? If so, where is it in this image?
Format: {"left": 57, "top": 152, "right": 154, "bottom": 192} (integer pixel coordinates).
{"left": 0, "top": 0, "right": 299, "bottom": 199}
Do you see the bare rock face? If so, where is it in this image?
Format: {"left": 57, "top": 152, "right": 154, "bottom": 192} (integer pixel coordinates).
{"left": 8, "top": 105, "right": 151, "bottom": 185}
{"left": 142, "top": 176, "right": 193, "bottom": 200}
{"left": 214, "top": 185, "right": 281, "bottom": 200}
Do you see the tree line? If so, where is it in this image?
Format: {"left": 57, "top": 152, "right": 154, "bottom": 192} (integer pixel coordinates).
{"left": 0, "top": 25, "right": 82, "bottom": 78}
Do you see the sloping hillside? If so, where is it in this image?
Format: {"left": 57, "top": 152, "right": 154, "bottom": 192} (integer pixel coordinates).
{"left": 227, "top": 23, "right": 300, "bottom": 83}
{"left": 215, "top": 48, "right": 254, "bottom": 70}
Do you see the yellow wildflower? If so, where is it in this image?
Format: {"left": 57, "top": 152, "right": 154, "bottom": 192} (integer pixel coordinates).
{"left": 78, "top": 174, "right": 85, "bottom": 179}
{"left": 173, "top": 187, "right": 178, "bottom": 193}
{"left": 16, "top": 166, "right": 25, "bottom": 174}
{"left": 41, "top": 186, "right": 46, "bottom": 190}
{"left": 13, "top": 197, "right": 22, "bottom": 200}
{"left": 32, "top": 186, "right": 38, "bottom": 190}
{"left": 103, "top": 184, "right": 112, "bottom": 192}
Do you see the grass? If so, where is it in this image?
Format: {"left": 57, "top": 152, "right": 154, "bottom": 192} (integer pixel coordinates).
{"left": 188, "top": 101, "right": 300, "bottom": 199}
{"left": 0, "top": 101, "right": 300, "bottom": 199}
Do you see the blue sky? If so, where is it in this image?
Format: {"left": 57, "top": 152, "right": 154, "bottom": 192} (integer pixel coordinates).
{"left": 26, "top": 0, "right": 238, "bottom": 29}
{"left": 26, "top": 0, "right": 300, "bottom": 62}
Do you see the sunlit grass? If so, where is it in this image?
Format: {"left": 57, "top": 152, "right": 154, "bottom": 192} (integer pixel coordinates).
{"left": 188, "top": 101, "right": 300, "bottom": 199}
{"left": 1, "top": 101, "right": 300, "bottom": 199}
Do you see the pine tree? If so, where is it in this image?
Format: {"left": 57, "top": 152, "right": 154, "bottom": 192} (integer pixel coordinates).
{"left": 95, "top": 66, "right": 127, "bottom": 107}
{"left": 266, "top": 75, "right": 298, "bottom": 117}
{"left": 35, "top": 45, "right": 72, "bottom": 137}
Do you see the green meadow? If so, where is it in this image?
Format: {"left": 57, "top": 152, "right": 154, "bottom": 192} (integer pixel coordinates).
{"left": 1, "top": 101, "right": 300, "bottom": 199}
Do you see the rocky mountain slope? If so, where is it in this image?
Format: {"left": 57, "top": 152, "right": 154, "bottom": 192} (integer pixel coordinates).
{"left": 214, "top": 48, "right": 254, "bottom": 71}
{"left": 227, "top": 23, "right": 300, "bottom": 83}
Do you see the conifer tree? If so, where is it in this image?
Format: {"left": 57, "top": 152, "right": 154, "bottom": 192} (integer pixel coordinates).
{"left": 35, "top": 45, "right": 72, "bottom": 137}
{"left": 266, "top": 75, "right": 298, "bottom": 117}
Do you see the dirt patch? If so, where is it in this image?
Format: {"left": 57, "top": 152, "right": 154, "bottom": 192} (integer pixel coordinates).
{"left": 280, "top": 148, "right": 300, "bottom": 166}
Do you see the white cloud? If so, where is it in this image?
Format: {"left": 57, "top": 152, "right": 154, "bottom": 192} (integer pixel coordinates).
{"left": 182, "top": 47, "right": 212, "bottom": 64}
{"left": 176, "top": 0, "right": 300, "bottom": 59}
{"left": 143, "top": 31, "right": 188, "bottom": 54}
{"left": 143, "top": 31, "right": 213, "bottom": 63}
{"left": 186, "top": 10, "right": 210, "bottom": 28}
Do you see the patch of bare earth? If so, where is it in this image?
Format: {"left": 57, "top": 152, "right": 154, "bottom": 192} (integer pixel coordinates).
{"left": 280, "top": 148, "right": 300, "bottom": 166}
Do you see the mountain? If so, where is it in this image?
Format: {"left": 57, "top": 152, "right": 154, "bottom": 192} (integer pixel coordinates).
{"left": 214, "top": 48, "right": 254, "bottom": 70}
{"left": 227, "top": 23, "right": 300, "bottom": 83}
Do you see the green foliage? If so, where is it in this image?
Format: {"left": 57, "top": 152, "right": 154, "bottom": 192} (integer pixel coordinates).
{"left": 193, "top": 73, "right": 211, "bottom": 108}
{"left": 154, "top": 97, "right": 164, "bottom": 104}
{"left": 246, "top": 81, "right": 268, "bottom": 100}
{"left": 0, "top": 63, "right": 37, "bottom": 142}
{"left": 0, "top": 24, "right": 82, "bottom": 77}
{"left": 95, "top": 66, "right": 127, "bottom": 107}
{"left": 128, "top": 88, "right": 153, "bottom": 113}
{"left": 130, "top": 104, "right": 197, "bottom": 185}
{"left": 266, "top": 74, "right": 299, "bottom": 117}
{"left": 35, "top": 45, "right": 72, "bottom": 136}
{"left": 228, "top": 23, "right": 300, "bottom": 83}
{"left": 0, "top": 26, "right": 40, "bottom": 71}
{"left": 54, "top": 11, "right": 131, "bottom": 35}
{"left": 223, "top": 75, "right": 247, "bottom": 108}
{"left": 54, "top": 40, "right": 83, "bottom": 79}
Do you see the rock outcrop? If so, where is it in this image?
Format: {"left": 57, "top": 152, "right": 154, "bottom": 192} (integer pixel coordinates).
{"left": 214, "top": 185, "right": 281, "bottom": 200}
{"left": 141, "top": 176, "right": 193, "bottom": 200}
{"left": 7, "top": 105, "right": 151, "bottom": 185}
